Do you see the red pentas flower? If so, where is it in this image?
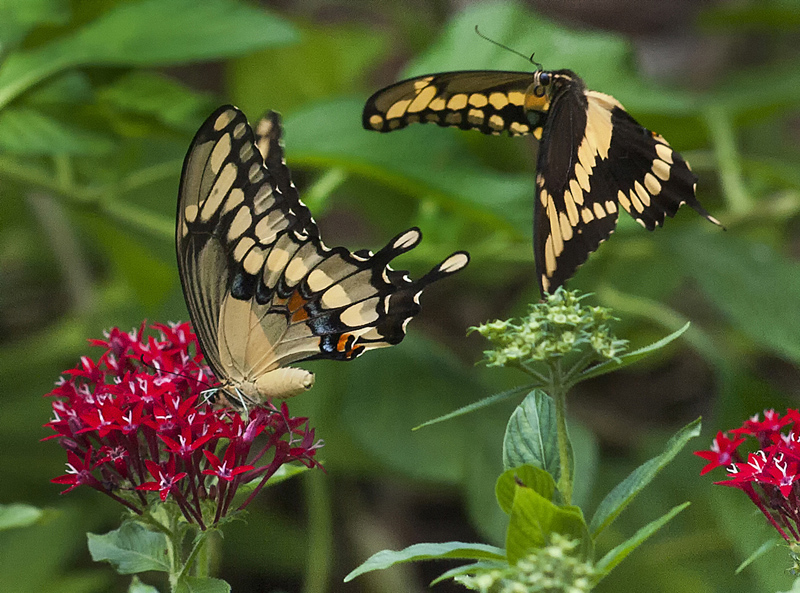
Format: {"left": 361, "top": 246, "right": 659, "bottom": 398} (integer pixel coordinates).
{"left": 45, "top": 321, "right": 323, "bottom": 530}
{"left": 695, "top": 409, "right": 800, "bottom": 542}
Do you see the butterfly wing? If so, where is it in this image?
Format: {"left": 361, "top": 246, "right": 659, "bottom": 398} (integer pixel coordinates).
{"left": 177, "top": 105, "right": 469, "bottom": 404}
{"left": 534, "top": 83, "right": 722, "bottom": 293}
{"left": 363, "top": 71, "right": 547, "bottom": 136}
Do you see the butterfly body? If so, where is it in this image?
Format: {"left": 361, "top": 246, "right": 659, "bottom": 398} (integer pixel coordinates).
{"left": 363, "top": 68, "right": 722, "bottom": 294}
{"left": 177, "top": 106, "right": 468, "bottom": 409}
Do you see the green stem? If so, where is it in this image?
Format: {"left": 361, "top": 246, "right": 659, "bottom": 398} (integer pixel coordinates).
{"left": 703, "top": 104, "right": 751, "bottom": 215}
{"left": 303, "top": 471, "right": 334, "bottom": 593}
{"left": 549, "top": 362, "right": 573, "bottom": 504}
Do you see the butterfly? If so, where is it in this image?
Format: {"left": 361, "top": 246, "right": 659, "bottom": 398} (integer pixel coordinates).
{"left": 363, "top": 68, "right": 722, "bottom": 294}
{"left": 176, "top": 105, "right": 469, "bottom": 410}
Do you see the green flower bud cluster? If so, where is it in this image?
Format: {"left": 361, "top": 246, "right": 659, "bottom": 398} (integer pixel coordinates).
{"left": 456, "top": 534, "right": 595, "bottom": 593}
{"left": 471, "top": 289, "right": 627, "bottom": 368}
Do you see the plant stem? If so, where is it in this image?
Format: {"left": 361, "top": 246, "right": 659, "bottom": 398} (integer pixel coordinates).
{"left": 550, "top": 362, "right": 573, "bottom": 504}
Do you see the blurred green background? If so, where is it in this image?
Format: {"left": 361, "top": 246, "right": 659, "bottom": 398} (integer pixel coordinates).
{"left": 1, "top": 0, "right": 799, "bottom": 591}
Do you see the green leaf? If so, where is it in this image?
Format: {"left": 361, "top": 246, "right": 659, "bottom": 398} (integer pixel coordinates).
{"left": 736, "top": 539, "right": 783, "bottom": 574}
{"left": 175, "top": 576, "right": 231, "bottom": 593}
{"left": 432, "top": 560, "right": 509, "bottom": 585}
{"left": 344, "top": 542, "right": 506, "bottom": 582}
{"left": 506, "top": 486, "right": 589, "bottom": 564}
{"left": 0, "top": 107, "right": 115, "bottom": 155}
{"left": 402, "top": 0, "right": 695, "bottom": 115}
{"left": 578, "top": 322, "right": 690, "bottom": 382}
{"left": 339, "top": 334, "right": 483, "bottom": 483}
{"left": 589, "top": 418, "right": 701, "bottom": 538}
{"left": 405, "top": 1, "right": 629, "bottom": 88}
{"left": 129, "top": 576, "right": 160, "bottom": 593}
{"left": 231, "top": 21, "right": 389, "bottom": 115}
{"left": 0, "top": 0, "right": 298, "bottom": 108}
{"left": 81, "top": 213, "right": 174, "bottom": 309}
{"left": 87, "top": 522, "right": 170, "bottom": 574}
{"left": 0, "top": 503, "right": 43, "bottom": 530}
{"left": 594, "top": 502, "right": 689, "bottom": 581}
{"left": 496, "top": 465, "right": 557, "bottom": 514}
{"left": 414, "top": 383, "right": 533, "bottom": 430}
{"left": 503, "top": 390, "right": 569, "bottom": 482}
{"left": 0, "top": 0, "right": 69, "bottom": 50}
{"left": 284, "top": 98, "right": 532, "bottom": 236}
{"left": 669, "top": 230, "right": 800, "bottom": 365}
{"left": 98, "top": 71, "right": 213, "bottom": 133}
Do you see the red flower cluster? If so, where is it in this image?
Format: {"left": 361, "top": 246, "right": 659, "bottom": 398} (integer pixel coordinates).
{"left": 696, "top": 409, "right": 800, "bottom": 541}
{"left": 44, "top": 322, "right": 322, "bottom": 529}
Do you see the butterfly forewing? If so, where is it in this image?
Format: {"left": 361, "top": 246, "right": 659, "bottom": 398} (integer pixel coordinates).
{"left": 177, "top": 105, "right": 469, "bottom": 407}
{"left": 363, "top": 71, "right": 548, "bottom": 137}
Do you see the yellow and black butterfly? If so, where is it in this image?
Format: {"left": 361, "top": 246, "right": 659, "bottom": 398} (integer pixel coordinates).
{"left": 177, "top": 105, "right": 469, "bottom": 409}
{"left": 363, "top": 68, "right": 722, "bottom": 294}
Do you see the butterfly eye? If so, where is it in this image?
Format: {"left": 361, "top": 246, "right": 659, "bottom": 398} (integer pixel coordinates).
{"left": 539, "top": 72, "right": 551, "bottom": 86}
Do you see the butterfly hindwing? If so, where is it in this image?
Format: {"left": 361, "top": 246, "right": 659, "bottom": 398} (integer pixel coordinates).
{"left": 363, "top": 71, "right": 548, "bottom": 137}
{"left": 177, "top": 105, "right": 469, "bottom": 407}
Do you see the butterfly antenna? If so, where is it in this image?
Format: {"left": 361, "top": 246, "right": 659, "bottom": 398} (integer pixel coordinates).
{"left": 474, "top": 25, "right": 542, "bottom": 70}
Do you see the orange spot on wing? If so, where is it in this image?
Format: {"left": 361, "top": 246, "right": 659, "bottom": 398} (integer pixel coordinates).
{"left": 291, "top": 308, "right": 309, "bottom": 322}
{"left": 337, "top": 333, "right": 352, "bottom": 352}
{"left": 287, "top": 290, "right": 307, "bottom": 312}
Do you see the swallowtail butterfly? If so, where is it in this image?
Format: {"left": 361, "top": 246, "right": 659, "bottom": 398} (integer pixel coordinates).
{"left": 363, "top": 68, "right": 722, "bottom": 294}
{"left": 177, "top": 105, "right": 469, "bottom": 409}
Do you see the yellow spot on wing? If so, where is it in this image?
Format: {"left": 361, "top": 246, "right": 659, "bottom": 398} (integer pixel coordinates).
{"left": 407, "top": 85, "right": 438, "bottom": 113}
{"left": 369, "top": 114, "right": 383, "bottom": 129}
{"left": 488, "top": 92, "right": 509, "bottom": 109}
{"left": 222, "top": 187, "right": 245, "bottom": 215}
{"left": 307, "top": 268, "right": 333, "bottom": 292}
{"left": 468, "top": 93, "right": 488, "bottom": 108}
{"left": 559, "top": 211, "right": 573, "bottom": 241}
{"left": 563, "top": 190, "right": 579, "bottom": 225}
{"left": 644, "top": 172, "right": 661, "bottom": 195}
{"left": 655, "top": 143, "right": 673, "bottom": 164}
{"left": 569, "top": 179, "right": 584, "bottom": 206}
{"left": 213, "top": 110, "right": 235, "bottom": 131}
{"left": 544, "top": 235, "right": 556, "bottom": 275}
{"left": 593, "top": 202, "right": 606, "bottom": 219}
{"left": 634, "top": 181, "right": 651, "bottom": 207}
{"left": 242, "top": 246, "right": 266, "bottom": 275}
{"left": 209, "top": 134, "right": 231, "bottom": 174}
{"left": 547, "top": 197, "right": 563, "bottom": 256}
{"left": 267, "top": 247, "right": 290, "bottom": 274}
{"left": 510, "top": 121, "right": 530, "bottom": 135}
{"left": 447, "top": 94, "right": 468, "bottom": 110}
{"left": 488, "top": 114, "right": 504, "bottom": 130}
{"left": 467, "top": 109, "right": 484, "bottom": 124}
{"left": 574, "top": 163, "right": 591, "bottom": 192}
{"left": 617, "top": 190, "right": 631, "bottom": 212}
{"left": 233, "top": 236, "right": 255, "bottom": 263}
{"left": 203, "top": 161, "right": 236, "bottom": 220}
{"left": 321, "top": 284, "right": 350, "bottom": 309}
{"left": 652, "top": 159, "right": 671, "bottom": 181}
{"left": 228, "top": 206, "right": 253, "bottom": 241}
{"left": 507, "top": 91, "right": 525, "bottom": 106}
{"left": 429, "top": 97, "right": 446, "bottom": 111}
{"left": 629, "top": 189, "right": 644, "bottom": 213}
{"left": 386, "top": 99, "right": 412, "bottom": 120}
